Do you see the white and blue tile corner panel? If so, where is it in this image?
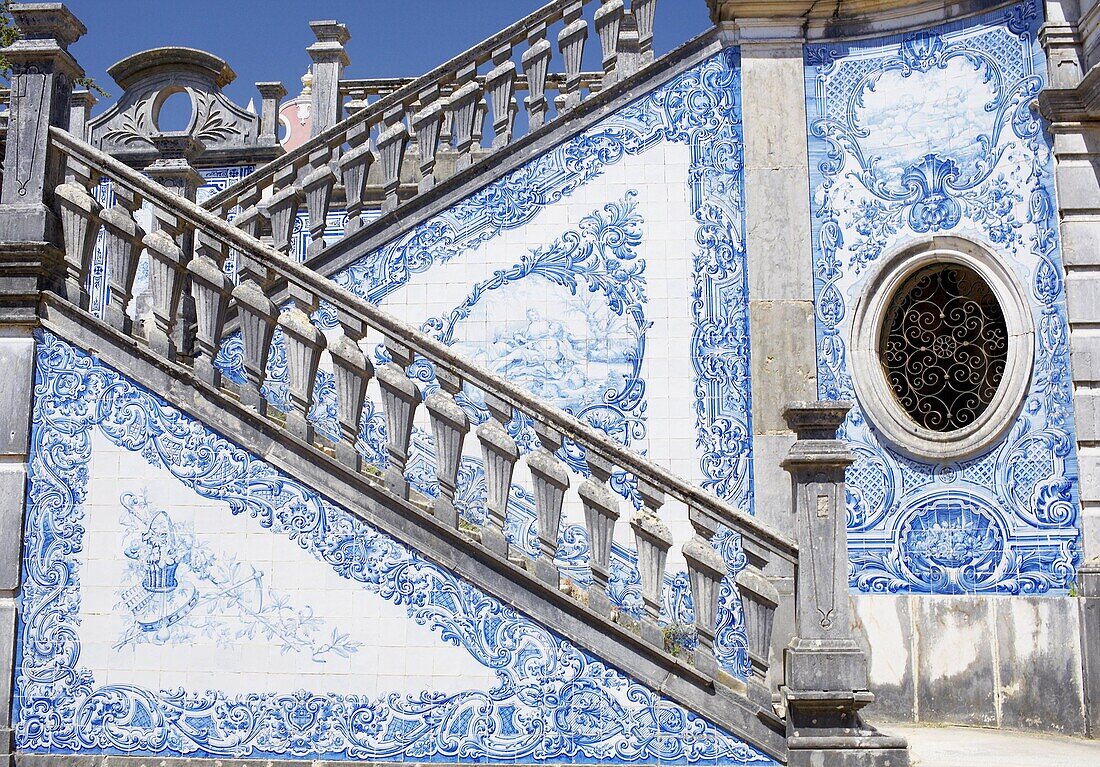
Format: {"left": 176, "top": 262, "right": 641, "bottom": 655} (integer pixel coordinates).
{"left": 269, "top": 49, "right": 751, "bottom": 644}
{"left": 18, "top": 330, "right": 773, "bottom": 765}
{"left": 804, "top": 0, "right": 1081, "bottom": 595}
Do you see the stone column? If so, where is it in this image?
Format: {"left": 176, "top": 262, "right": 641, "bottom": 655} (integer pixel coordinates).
{"left": 307, "top": 20, "right": 350, "bottom": 137}
{"left": 709, "top": 0, "right": 819, "bottom": 693}
{"left": 0, "top": 5, "right": 85, "bottom": 760}
{"left": 257, "top": 82, "right": 287, "bottom": 145}
{"left": 0, "top": 3, "right": 86, "bottom": 244}
{"left": 1039, "top": 0, "right": 1100, "bottom": 737}
{"left": 781, "top": 402, "right": 908, "bottom": 767}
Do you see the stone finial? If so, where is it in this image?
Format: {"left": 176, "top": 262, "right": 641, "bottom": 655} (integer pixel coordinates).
{"left": 69, "top": 90, "right": 97, "bottom": 139}
{"left": 307, "top": 20, "right": 350, "bottom": 136}
{"left": 307, "top": 20, "right": 351, "bottom": 64}
{"left": 256, "top": 82, "right": 286, "bottom": 143}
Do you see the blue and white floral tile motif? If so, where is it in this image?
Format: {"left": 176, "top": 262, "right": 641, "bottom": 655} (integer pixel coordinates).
{"left": 328, "top": 49, "right": 752, "bottom": 509}
{"left": 212, "top": 51, "right": 754, "bottom": 668}
{"left": 17, "top": 331, "right": 773, "bottom": 765}
{"left": 804, "top": 0, "right": 1081, "bottom": 594}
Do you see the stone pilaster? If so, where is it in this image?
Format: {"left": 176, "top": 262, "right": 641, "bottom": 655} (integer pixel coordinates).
{"left": 710, "top": 0, "right": 818, "bottom": 696}
{"left": 0, "top": 3, "right": 86, "bottom": 244}
{"left": 1040, "top": 3, "right": 1100, "bottom": 734}
{"left": 781, "top": 402, "right": 909, "bottom": 767}
{"left": 307, "top": 20, "right": 350, "bottom": 137}
{"left": 0, "top": 7, "right": 85, "bottom": 761}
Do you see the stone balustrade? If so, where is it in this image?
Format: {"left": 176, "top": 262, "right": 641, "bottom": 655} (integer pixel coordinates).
{"left": 46, "top": 125, "right": 798, "bottom": 734}
{"left": 201, "top": 0, "right": 659, "bottom": 253}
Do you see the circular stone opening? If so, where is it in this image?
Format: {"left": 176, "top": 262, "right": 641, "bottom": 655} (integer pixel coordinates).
{"left": 878, "top": 263, "right": 1008, "bottom": 433}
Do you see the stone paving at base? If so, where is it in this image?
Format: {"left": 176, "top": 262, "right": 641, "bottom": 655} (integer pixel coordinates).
{"left": 890, "top": 724, "right": 1100, "bottom": 767}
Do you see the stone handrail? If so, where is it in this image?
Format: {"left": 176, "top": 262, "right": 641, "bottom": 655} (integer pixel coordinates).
{"left": 339, "top": 71, "right": 606, "bottom": 109}
{"left": 201, "top": 0, "right": 657, "bottom": 259}
{"left": 49, "top": 124, "right": 796, "bottom": 706}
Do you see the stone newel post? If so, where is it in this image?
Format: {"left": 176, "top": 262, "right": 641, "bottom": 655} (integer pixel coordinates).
{"left": 0, "top": 3, "right": 86, "bottom": 244}
{"left": 781, "top": 402, "right": 908, "bottom": 767}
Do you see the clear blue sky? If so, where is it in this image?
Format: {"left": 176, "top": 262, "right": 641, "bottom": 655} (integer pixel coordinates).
{"left": 63, "top": 1, "right": 714, "bottom": 117}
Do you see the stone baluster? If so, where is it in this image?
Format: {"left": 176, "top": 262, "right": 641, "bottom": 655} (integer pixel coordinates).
{"left": 339, "top": 120, "right": 374, "bottom": 236}
{"left": 100, "top": 185, "right": 145, "bottom": 333}
{"left": 302, "top": 146, "right": 336, "bottom": 259}
{"left": 682, "top": 505, "right": 730, "bottom": 679}
{"left": 632, "top": 0, "right": 657, "bottom": 63}
{"left": 263, "top": 164, "right": 303, "bottom": 256}
{"left": 615, "top": 13, "right": 642, "bottom": 80}
{"left": 143, "top": 134, "right": 203, "bottom": 360}
{"left": 231, "top": 255, "right": 278, "bottom": 414}
{"left": 377, "top": 106, "right": 410, "bottom": 213}
{"left": 557, "top": 2, "right": 588, "bottom": 112}
{"left": 521, "top": 23, "right": 552, "bottom": 130}
{"left": 736, "top": 554, "right": 780, "bottom": 702}
{"left": 578, "top": 451, "right": 619, "bottom": 618}
{"left": 187, "top": 231, "right": 233, "bottom": 387}
{"left": 231, "top": 186, "right": 265, "bottom": 241}
{"left": 307, "top": 20, "right": 350, "bottom": 137}
{"left": 140, "top": 211, "right": 189, "bottom": 360}
{"left": 485, "top": 45, "right": 517, "bottom": 149}
{"left": 631, "top": 478, "right": 671, "bottom": 647}
{"left": 477, "top": 392, "right": 518, "bottom": 556}
{"left": 328, "top": 310, "right": 373, "bottom": 469}
{"left": 376, "top": 338, "right": 420, "bottom": 498}
{"left": 256, "top": 82, "right": 286, "bottom": 145}
{"left": 278, "top": 285, "right": 325, "bottom": 443}
{"left": 425, "top": 367, "right": 470, "bottom": 529}
{"left": 471, "top": 98, "right": 488, "bottom": 147}
{"left": 411, "top": 86, "right": 445, "bottom": 193}
{"left": 449, "top": 63, "right": 483, "bottom": 172}
{"left": 781, "top": 401, "right": 908, "bottom": 767}
{"left": 595, "top": 0, "right": 625, "bottom": 84}
{"left": 54, "top": 157, "right": 100, "bottom": 308}
{"left": 527, "top": 422, "right": 570, "bottom": 586}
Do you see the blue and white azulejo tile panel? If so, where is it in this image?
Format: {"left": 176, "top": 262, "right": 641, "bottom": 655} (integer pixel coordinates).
{"left": 18, "top": 330, "right": 774, "bottom": 765}
{"left": 310, "top": 51, "right": 752, "bottom": 656}
{"left": 804, "top": 0, "right": 1081, "bottom": 594}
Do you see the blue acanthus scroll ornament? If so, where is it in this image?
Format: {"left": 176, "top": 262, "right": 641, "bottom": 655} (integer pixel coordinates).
{"left": 805, "top": 0, "right": 1081, "bottom": 594}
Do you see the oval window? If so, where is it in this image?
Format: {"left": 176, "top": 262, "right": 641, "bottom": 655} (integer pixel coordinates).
{"left": 878, "top": 264, "right": 1008, "bottom": 433}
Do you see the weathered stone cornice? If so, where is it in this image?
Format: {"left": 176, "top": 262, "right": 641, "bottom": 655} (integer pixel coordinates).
{"left": 710, "top": 0, "right": 1019, "bottom": 41}
{"left": 1040, "top": 63, "right": 1100, "bottom": 123}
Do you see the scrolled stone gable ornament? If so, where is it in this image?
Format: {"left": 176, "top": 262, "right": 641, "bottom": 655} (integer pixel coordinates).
{"left": 87, "top": 47, "right": 282, "bottom": 167}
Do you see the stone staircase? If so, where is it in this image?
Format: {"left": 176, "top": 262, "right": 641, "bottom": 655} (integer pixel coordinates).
{"left": 0, "top": 3, "right": 912, "bottom": 765}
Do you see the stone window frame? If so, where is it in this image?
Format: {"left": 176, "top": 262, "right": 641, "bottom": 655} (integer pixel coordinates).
{"left": 849, "top": 236, "right": 1034, "bottom": 462}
